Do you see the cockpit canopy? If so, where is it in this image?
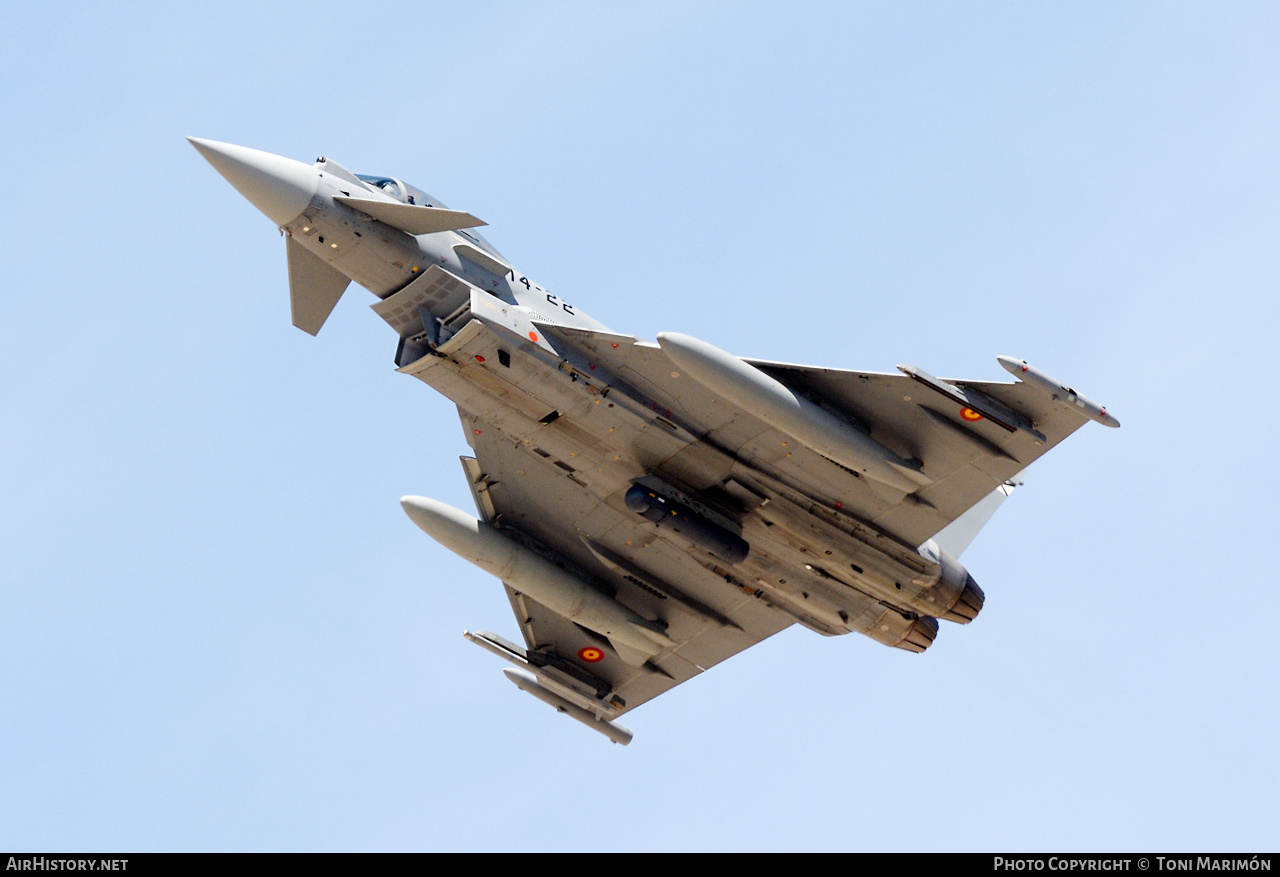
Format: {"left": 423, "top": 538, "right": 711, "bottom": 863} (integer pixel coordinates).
{"left": 355, "top": 174, "right": 440, "bottom": 208}
{"left": 356, "top": 172, "right": 506, "bottom": 261}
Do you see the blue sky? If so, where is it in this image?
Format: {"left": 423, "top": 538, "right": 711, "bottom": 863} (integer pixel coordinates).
{"left": 2, "top": 2, "right": 1277, "bottom": 851}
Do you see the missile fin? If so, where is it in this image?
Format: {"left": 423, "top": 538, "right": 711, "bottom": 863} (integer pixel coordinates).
{"left": 608, "top": 637, "right": 657, "bottom": 667}
{"left": 885, "top": 459, "right": 933, "bottom": 486}
{"left": 866, "top": 477, "right": 910, "bottom": 505}
{"left": 628, "top": 620, "right": 678, "bottom": 650}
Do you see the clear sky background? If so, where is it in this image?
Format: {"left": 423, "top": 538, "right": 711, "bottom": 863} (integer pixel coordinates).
{"left": 2, "top": 1, "right": 1277, "bottom": 852}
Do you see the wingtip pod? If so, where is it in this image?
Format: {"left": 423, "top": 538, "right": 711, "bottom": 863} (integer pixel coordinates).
{"left": 503, "top": 668, "right": 634, "bottom": 745}
{"left": 997, "top": 356, "right": 1120, "bottom": 428}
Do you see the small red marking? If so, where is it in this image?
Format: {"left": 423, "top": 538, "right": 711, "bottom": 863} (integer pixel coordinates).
{"left": 652, "top": 402, "right": 659, "bottom": 411}
{"left": 835, "top": 501, "right": 843, "bottom": 510}
{"left": 1020, "top": 364, "right": 1028, "bottom": 372}
{"left": 528, "top": 331, "right": 539, "bottom": 342}
{"left": 961, "top": 407, "right": 983, "bottom": 422}
{"left": 589, "top": 363, "right": 596, "bottom": 370}
{"left": 664, "top": 409, "right": 672, "bottom": 418}
{"left": 578, "top": 647, "right": 604, "bottom": 663}
{"left": 474, "top": 355, "right": 486, "bottom": 363}
{"left": 611, "top": 343, "right": 619, "bottom": 349}
{"left": 473, "top": 429, "right": 482, "bottom": 436}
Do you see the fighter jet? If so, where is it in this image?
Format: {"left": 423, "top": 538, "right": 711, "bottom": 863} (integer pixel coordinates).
{"left": 191, "top": 137, "right": 1119, "bottom": 746}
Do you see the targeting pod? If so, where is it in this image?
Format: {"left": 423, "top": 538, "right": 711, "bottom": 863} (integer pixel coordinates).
{"left": 624, "top": 483, "right": 749, "bottom": 564}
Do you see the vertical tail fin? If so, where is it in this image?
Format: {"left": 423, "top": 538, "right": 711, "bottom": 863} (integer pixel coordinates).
{"left": 931, "top": 473, "right": 1024, "bottom": 558}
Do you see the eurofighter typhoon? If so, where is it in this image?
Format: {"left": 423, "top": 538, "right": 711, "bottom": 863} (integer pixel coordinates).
{"left": 191, "top": 138, "right": 1119, "bottom": 745}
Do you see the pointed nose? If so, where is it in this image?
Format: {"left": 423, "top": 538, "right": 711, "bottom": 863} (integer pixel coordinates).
{"left": 188, "top": 137, "right": 319, "bottom": 226}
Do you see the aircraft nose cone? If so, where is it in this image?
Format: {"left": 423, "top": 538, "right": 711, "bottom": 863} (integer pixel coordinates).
{"left": 188, "top": 137, "right": 319, "bottom": 226}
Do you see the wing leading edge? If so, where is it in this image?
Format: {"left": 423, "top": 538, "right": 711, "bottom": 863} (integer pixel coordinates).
{"left": 548, "top": 325, "right": 1095, "bottom": 547}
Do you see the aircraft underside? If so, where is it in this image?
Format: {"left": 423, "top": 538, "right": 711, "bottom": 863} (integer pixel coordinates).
{"left": 190, "top": 137, "right": 1117, "bottom": 744}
